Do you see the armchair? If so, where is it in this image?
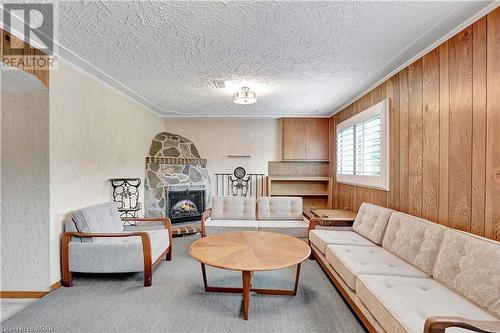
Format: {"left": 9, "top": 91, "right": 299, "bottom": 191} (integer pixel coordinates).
{"left": 61, "top": 202, "right": 172, "bottom": 287}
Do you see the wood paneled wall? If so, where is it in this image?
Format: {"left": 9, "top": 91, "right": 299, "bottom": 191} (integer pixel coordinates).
{"left": 1, "top": 29, "right": 49, "bottom": 87}
{"left": 331, "top": 8, "right": 500, "bottom": 241}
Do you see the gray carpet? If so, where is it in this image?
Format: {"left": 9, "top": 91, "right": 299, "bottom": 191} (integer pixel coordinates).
{"left": 1, "top": 235, "right": 365, "bottom": 333}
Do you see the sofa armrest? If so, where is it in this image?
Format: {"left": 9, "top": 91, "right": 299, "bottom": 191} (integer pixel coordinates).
{"left": 121, "top": 217, "right": 172, "bottom": 253}
{"left": 423, "top": 316, "right": 500, "bottom": 333}
{"left": 200, "top": 208, "right": 212, "bottom": 237}
{"left": 61, "top": 231, "right": 153, "bottom": 287}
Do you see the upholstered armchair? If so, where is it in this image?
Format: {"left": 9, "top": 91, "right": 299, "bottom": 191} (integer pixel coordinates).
{"left": 61, "top": 202, "right": 172, "bottom": 287}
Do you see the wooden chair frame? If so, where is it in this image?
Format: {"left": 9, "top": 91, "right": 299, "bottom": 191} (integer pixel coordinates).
{"left": 200, "top": 208, "right": 212, "bottom": 237}
{"left": 61, "top": 217, "right": 172, "bottom": 287}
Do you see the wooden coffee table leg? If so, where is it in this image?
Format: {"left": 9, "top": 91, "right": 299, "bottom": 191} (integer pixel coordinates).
{"left": 242, "top": 270, "right": 251, "bottom": 320}
{"left": 201, "top": 263, "right": 208, "bottom": 291}
{"left": 293, "top": 263, "right": 302, "bottom": 296}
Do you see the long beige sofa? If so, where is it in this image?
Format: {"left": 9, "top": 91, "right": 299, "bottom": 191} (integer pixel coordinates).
{"left": 201, "top": 196, "right": 309, "bottom": 239}
{"left": 309, "top": 203, "right": 500, "bottom": 333}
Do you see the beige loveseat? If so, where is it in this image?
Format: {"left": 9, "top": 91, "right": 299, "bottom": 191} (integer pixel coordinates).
{"left": 200, "top": 196, "right": 309, "bottom": 239}
{"left": 309, "top": 203, "right": 500, "bottom": 333}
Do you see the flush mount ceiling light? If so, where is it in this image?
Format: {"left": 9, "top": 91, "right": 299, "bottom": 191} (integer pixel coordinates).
{"left": 233, "top": 87, "right": 257, "bottom": 105}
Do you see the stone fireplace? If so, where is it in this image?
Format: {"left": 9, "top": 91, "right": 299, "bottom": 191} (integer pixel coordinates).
{"left": 144, "top": 132, "right": 210, "bottom": 222}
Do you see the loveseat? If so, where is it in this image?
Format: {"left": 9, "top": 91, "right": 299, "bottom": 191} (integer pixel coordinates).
{"left": 200, "top": 196, "right": 309, "bottom": 239}
{"left": 309, "top": 203, "right": 500, "bottom": 333}
{"left": 62, "top": 202, "right": 172, "bottom": 287}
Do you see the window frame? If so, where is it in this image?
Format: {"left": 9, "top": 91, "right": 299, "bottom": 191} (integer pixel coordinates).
{"left": 336, "top": 98, "right": 390, "bottom": 191}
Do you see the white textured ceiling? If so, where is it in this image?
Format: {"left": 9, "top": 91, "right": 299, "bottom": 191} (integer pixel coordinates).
{"left": 54, "top": 1, "right": 494, "bottom": 117}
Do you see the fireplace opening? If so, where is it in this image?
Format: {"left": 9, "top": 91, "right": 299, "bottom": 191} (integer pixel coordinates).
{"left": 166, "top": 189, "right": 205, "bottom": 223}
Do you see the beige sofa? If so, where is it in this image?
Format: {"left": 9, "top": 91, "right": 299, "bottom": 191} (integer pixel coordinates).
{"left": 309, "top": 203, "right": 500, "bottom": 333}
{"left": 200, "top": 196, "right": 309, "bottom": 239}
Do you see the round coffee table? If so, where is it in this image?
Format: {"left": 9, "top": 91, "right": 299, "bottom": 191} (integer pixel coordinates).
{"left": 189, "top": 231, "right": 311, "bottom": 320}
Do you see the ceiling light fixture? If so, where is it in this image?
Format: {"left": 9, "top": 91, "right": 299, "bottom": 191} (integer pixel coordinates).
{"left": 233, "top": 87, "right": 256, "bottom": 105}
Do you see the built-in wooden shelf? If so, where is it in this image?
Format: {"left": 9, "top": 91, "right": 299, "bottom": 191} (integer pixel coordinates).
{"left": 268, "top": 161, "right": 330, "bottom": 177}
{"left": 270, "top": 192, "right": 329, "bottom": 196}
{"left": 266, "top": 176, "right": 332, "bottom": 209}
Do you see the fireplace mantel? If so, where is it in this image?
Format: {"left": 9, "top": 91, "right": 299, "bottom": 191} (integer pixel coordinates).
{"left": 146, "top": 156, "right": 207, "bottom": 167}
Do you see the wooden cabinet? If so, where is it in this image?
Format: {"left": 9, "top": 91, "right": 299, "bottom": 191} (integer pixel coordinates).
{"left": 282, "top": 118, "right": 307, "bottom": 160}
{"left": 306, "top": 118, "right": 330, "bottom": 160}
{"left": 282, "top": 118, "right": 329, "bottom": 160}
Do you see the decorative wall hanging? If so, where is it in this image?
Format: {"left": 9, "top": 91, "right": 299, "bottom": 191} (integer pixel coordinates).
{"left": 109, "top": 178, "right": 141, "bottom": 218}
{"left": 230, "top": 167, "right": 251, "bottom": 196}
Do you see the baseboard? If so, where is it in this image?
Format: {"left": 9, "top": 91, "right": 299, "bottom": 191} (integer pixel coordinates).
{"left": 1, "top": 280, "right": 61, "bottom": 298}
{"left": 0, "top": 291, "right": 49, "bottom": 298}
{"left": 50, "top": 280, "right": 62, "bottom": 291}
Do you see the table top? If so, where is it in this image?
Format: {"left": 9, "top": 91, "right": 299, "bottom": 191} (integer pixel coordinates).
{"left": 189, "top": 231, "right": 311, "bottom": 272}
{"left": 304, "top": 209, "right": 357, "bottom": 221}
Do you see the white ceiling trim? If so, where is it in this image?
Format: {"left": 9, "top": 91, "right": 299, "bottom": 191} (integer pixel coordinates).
{"left": 161, "top": 114, "right": 331, "bottom": 119}
{"left": 328, "top": 1, "right": 500, "bottom": 118}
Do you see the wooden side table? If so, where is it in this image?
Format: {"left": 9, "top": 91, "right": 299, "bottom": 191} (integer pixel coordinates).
{"left": 303, "top": 208, "right": 357, "bottom": 230}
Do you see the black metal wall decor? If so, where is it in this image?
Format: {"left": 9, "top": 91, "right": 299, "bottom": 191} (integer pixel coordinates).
{"left": 110, "top": 178, "right": 142, "bottom": 218}
{"left": 214, "top": 172, "right": 265, "bottom": 198}
{"left": 229, "top": 167, "right": 251, "bottom": 197}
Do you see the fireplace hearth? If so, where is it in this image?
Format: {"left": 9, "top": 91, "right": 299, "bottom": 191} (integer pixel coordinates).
{"left": 166, "top": 189, "right": 205, "bottom": 223}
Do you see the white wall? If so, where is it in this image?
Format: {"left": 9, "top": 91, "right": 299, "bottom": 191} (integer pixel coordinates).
{"left": 1, "top": 72, "right": 50, "bottom": 291}
{"left": 163, "top": 118, "right": 281, "bottom": 186}
{"left": 48, "top": 59, "right": 164, "bottom": 285}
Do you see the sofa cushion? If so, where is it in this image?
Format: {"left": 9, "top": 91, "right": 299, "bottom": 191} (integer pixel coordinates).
{"left": 325, "top": 245, "right": 429, "bottom": 290}
{"left": 69, "top": 229, "right": 169, "bottom": 273}
{"left": 433, "top": 229, "right": 500, "bottom": 317}
{"left": 257, "top": 197, "right": 302, "bottom": 220}
{"left": 352, "top": 203, "right": 393, "bottom": 245}
{"left": 257, "top": 220, "right": 308, "bottom": 238}
{"left": 71, "top": 202, "right": 124, "bottom": 243}
{"left": 382, "top": 212, "right": 446, "bottom": 275}
{"left": 357, "top": 275, "right": 498, "bottom": 333}
{"left": 204, "top": 219, "right": 258, "bottom": 235}
{"left": 309, "top": 229, "right": 376, "bottom": 254}
{"left": 211, "top": 196, "right": 256, "bottom": 220}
